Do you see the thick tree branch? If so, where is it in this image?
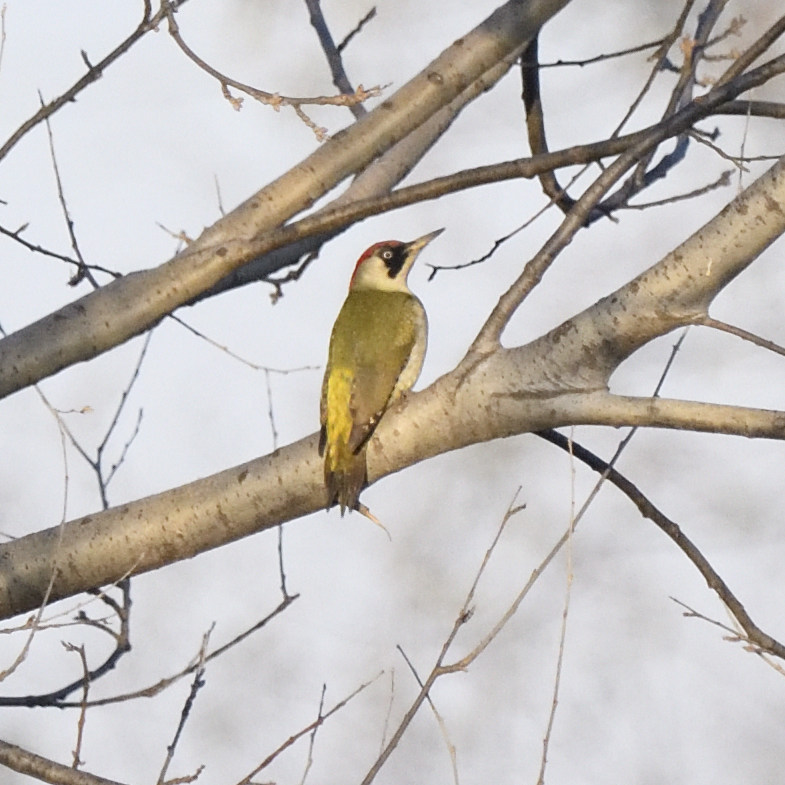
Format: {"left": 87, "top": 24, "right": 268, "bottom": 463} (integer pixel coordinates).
{"left": 1, "top": 44, "right": 782, "bottom": 401}
{"left": 199, "top": 47, "right": 520, "bottom": 300}
{"left": 0, "top": 0, "right": 571, "bottom": 401}
{"left": 1, "top": 154, "right": 784, "bottom": 621}
{"left": 471, "top": 59, "right": 785, "bottom": 350}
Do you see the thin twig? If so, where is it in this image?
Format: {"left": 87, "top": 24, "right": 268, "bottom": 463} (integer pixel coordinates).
{"left": 64, "top": 643, "right": 90, "bottom": 769}
{"left": 0, "top": 0, "right": 175, "bottom": 164}
{"left": 236, "top": 673, "right": 381, "bottom": 785}
{"left": 539, "top": 430, "right": 785, "bottom": 661}
{"left": 0, "top": 580, "right": 132, "bottom": 706}
{"left": 697, "top": 315, "right": 785, "bottom": 357}
{"left": 360, "top": 495, "right": 526, "bottom": 784}
{"left": 298, "top": 684, "right": 327, "bottom": 785}
{"left": 40, "top": 94, "right": 97, "bottom": 287}
{"left": 170, "top": 314, "right": 319, "bottom": 375}
{"left": 50, "top": 332, "right": 152, "bottom": 510}
{"left": 672, "top": 598, "right": 785, "bottom": 676}
{"left": 396, "top": 646, "right": 459, "bottom": 785}
{"left": 611, "top": 0, "right": 697, "bottom": 137}
{"left": 97, "top": 333, "right": 153, "bottom": 504}
{"left": 536, "top": 433, "right": 576, "bottom": 785}
{"left": 337, "top": 7, "right": 376, "bottom": 54}
{"left": 157, "top": 627, "right": 213, "bottom": 785}
{"left": 0, "top": 222, "right": 119, "bottom": 278}
{"left": 531, "top": 37, "right": 669, "bottom": 69}
{"left": 0, "top": 4, "right": 6, "bottom": 76}
{"left": 624, "top": 168, "right": 732, "bottom": 209}
{"left": 0, "top": 354, "right": 71, "bottom": 683}
{"left": 48, "top": 596, "right": 296, "bottom": 708}
{"left": 716, "top": 12, "right": 785, "bottom": 87}
{"left": 427, "top": 165, "right": 591, "bottom": 280}
{"left": 162, "top": 1, "right": 378, "bottom": 138}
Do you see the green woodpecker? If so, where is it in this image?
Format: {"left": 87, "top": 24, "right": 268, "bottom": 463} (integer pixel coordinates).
{"left": 319, "top": 229, "right": 443, "bottom": 514}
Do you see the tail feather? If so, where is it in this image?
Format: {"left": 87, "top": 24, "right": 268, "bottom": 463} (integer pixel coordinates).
{"left": 324, "top": 445, "right": 367, "bottom": 515}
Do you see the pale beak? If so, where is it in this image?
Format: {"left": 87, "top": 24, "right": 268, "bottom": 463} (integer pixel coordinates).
{"left": 404, "top": 228, "right": 445, "bottom": 256}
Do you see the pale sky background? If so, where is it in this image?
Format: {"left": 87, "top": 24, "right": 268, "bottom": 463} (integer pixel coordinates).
{"left": 1, "top": 2, "right": 784, "bottom": 784}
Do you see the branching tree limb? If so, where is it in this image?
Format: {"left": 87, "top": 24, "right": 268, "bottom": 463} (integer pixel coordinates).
{"left": 0, "top": 36, "right": 782, "bottom": 401}
{"left": 1, "top": 153, "right": 783, "bottom": 621}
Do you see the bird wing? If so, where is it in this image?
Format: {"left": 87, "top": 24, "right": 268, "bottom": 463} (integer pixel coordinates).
{"left": 321, "top": 291, "right": 420, "bottom": 457}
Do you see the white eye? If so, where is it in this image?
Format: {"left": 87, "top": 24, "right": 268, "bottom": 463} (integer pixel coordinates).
{"left": 381, "top": 249, "right": 393, "bottom": 261}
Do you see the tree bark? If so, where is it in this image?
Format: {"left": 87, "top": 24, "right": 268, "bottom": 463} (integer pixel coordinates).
{"left": 1, "top": 153, "right": 783, "bottom": 622}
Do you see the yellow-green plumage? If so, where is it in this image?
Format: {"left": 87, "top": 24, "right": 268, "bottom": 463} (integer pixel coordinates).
{"left": 319, "top": 230, "right": 441, "bottom": 515}
{"left": 319, "top": 289, "right": 427, "bottom": 514}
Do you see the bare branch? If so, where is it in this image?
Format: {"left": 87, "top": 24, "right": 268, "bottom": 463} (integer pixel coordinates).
{"left": 40, "top": 96, "right": 97, "bottom": 288}
{"left": 156, "top": 628, "right": 212, "bottom": 785}
{"left": 0, "top": 739, "right": 129, "bottom": 785}
{"left": 538, "top": 429, "right": 785, "bottom": 660}
{"left": 337, "top": 6, "right": 377, "bottom": 54}
{"left": 361, "top": 496, "right": 525, "bottom": 784}
{"left": 305, "top": 0, "right": 369, "bottom": 120}
{"left": 716, "top": 11, "right": 785, "bottom": 86}
{"left": 236, "top": 674, "right": 381, "bottom": 785}
{"left": 0, "top": 0, "right": 173, "bottom": 164}
{"left": 0, "top": 0, "right": 573, "bottom": 401}
{"left": 163, "top": 0, "right": 378, "bottom": 135}
{"left": 0, "top": 581, "right": 131, "bottom": 706}
{"left": 51, "top": 595, "right": 295, "bottom": 708}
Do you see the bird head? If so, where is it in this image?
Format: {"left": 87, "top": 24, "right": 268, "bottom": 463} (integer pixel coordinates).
{"left": 349, "top": 228, "right": 444, "bottom": 292}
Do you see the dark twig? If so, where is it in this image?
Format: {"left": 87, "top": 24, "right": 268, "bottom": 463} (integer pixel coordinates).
{"left": 530, "top": 37, "right": 667, "bottom": 69}
{"left": 687, "top": 128, "right": 781, "bottom": 167}
{"left": 609, "top": 0, "right": 727, "bottom": 208}
{"left": 267, "top": 249, "right": 321, "bottom": 303}
{"left": 623, "top": 168, "right": 732, "bottom": 209}
{"left": 520, "top": 35, "right": 576, "bottom": 214}
{"left": 337, "top": 7, "right": 376, "bottom": 54}
{"left": 156, "top": 628, "right": 212, "bottom": 785}
{"left": 0, "top": 581, "right": 132, "bottom": 707}
{"left": 0, "top": 222, "right": 120, "bottom": 279}
{"left": 40, "top": 94, "right": 97, "bottom": 288}
{"left": 426, "top": 166, "right": 586, "bottom": 279}
{"left": 51, "top": 595, "right": 296, "bottom": 708}
{"left": 537, "top": 429, "right": 785, "bottom": 661}
{"left": 305, "top": 0, "right": 367, "bottom": 119}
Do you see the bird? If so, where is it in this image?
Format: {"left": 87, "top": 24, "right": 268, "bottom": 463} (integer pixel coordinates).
{"left": 319, "top": 229, "right": 443, "bottom": 515}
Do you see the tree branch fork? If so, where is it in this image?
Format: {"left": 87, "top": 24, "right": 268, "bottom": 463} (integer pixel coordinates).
{"left": 1, "top": 153, "right": 784, "bottom": 621}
